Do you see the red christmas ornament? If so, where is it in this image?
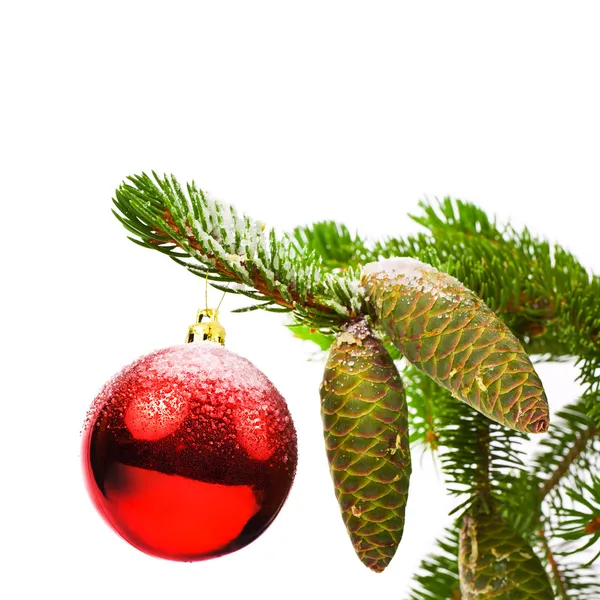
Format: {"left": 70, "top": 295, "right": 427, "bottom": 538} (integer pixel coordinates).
{"left": 82, "top": 333, "right": 297, "bottom": 562}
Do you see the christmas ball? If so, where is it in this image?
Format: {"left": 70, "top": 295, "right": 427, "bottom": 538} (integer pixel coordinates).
{"left": 82, "top": 342, "right": 297, "bottom": 562}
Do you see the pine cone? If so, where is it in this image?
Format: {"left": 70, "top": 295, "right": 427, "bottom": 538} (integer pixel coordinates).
{"left": 360, "top": 258, "right": 549, "bottom": 434}
{"left": 459, "top": 509, "right": 554, "bottom": 599}
{"left": 320, "top": 317, "right": 411, "bottom": 573}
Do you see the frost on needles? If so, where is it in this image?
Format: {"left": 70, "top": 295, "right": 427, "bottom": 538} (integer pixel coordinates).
{"left": 113, "top": 172, "right": 599, "bottom": 598}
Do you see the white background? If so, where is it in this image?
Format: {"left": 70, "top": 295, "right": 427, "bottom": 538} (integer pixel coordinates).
{"left": 2, "top": 2, "right": 600, "bottom": 598}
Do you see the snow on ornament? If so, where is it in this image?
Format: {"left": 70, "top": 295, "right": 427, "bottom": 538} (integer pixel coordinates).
{"left": 82, "top": 309, "right": 297, "bottom": 562}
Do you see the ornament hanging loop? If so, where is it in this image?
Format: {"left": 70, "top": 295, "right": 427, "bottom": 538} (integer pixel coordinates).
{"left": 186, "top": 273, "right": 228, "bottom": 345}
{"left": 186, "top": 308, "right": 226, "bottom": 345}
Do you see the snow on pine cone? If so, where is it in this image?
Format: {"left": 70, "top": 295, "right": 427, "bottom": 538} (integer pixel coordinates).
{"left": 319, "top": 317, "right": 411, "bottom": 573}
{"left": 360, "top": 258, "right": 550, "bottom": 434}
{"left": 459, "top": 509, "right": 554, "bottom": 599}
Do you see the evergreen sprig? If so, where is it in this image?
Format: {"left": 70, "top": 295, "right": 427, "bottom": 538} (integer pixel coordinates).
{"left": 402, "top": 364, "right": 442, "bottom": 449}
{"left": 376, "top": 199, "right": 600, "bottom": 422}
{"left": 553, "top": 560, "right": 600, "bottom": 598}
{"left": 113, "top": 172, "right": 364, "bottom": 328}
{"left": 534, "top": 400, "right": 599, "bottom": 509}
{"left": 113, "top": 174, "right": 600, "bottom": 595}
{"left": 291, "top": 221, "right": 372, "bottom": 270}
{"left": 407, "top": 527, "right": 461, "bottom": 600}
{"left": 402, "top": 364, "right": 527, "bottom": 517}
{"left": 537, "top": 527, "right": 600, "bottom": 599}
{"left": 554, "top": 474, "right": 600, "bottom": 564}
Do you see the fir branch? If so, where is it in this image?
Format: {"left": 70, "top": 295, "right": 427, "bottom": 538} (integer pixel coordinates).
{"left": 475, "top": 421, "right": 491, "bottom": 503}
{"left": 113, "top": 178, "right": 600, "bottom": 596}
{"left": 553, "top": 475, "right": 600, "bottom": 565}
{"left": 534, "top": 401, "right": 599, "bottom": 505}
{"left": 291, "top": 221, "right": 374, "bottom": 270}
{"left": 406, "top": 527, "right": 461, "bottom": 600}
{"left": 554, "top": 561, "right": 600, "bottom": 598}
{"left": 527, "top": 401, "right": 600, "bottom": 576}
{"left": 579, "top": 358, "right": 600, "bottom": 425}
{"left": 440, "top": 404, "right": 527, "bottom": 513}
{"left": 402, "top": 365, "right": 527, "bottom": 514}
{"left": 538, "top": 420, "right": 598, "bottom": 501}
{"left": 402, "top": 364, "right": 442, "bottom": 450}
{"left": 377, "top": 198, "right": 600, "bottom": 361}
{"left": 377, "top": 198, "right": 600, "bottom": 422}
{"left": 113, "top": 172, "right": 365, "bottom": 329}
{"left": 537, "top": 525, "right": 600, "bottom": 599}
{"left": 498, "top": 469, "right": 543, "bottom": 538}
{"left": 538, "top": 529, "right": 569, "bottom": 600}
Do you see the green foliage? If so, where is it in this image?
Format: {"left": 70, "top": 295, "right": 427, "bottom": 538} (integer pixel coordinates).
{"left": 402, "top": 364, "right": 442, "bottom": 449}
{"left": 554, "top": 561, "right": 600, "bottom": 598}
{"left": 114, "top": 175, "right": 600, "bottom": 595}
{"left": 286, "top": 319, "right": 403, "bottom": 361}
{"left": 533, "top": 401, "right": 599, "bottom": 509}
{"left": 499, "top": 469, "right": 543, "bottom": 537}
{"left": 291, "top": 221, "right": 372, "bottom": 270}
{"left": 408, "top": 527, "right": 461, "bottom": 600}
{"left": 378, "top": 198, "right": 600, "bottom": 423}
{"left": 362, "top": 257, "right": 550, "bottom": 434}
{"left": 554, "top": 474, "right": 600, "bottom": 565}
{"left": 286, "top": 323, "right": 335, "bottom": 351}
{"left": 403, "top": 364, "right": 527, "bottom": 516}
{"left": 489, "top": 400, "right": 600, "bottom": 545}
{"left": 113, "top": 172, "right": 365, "bottom": 328}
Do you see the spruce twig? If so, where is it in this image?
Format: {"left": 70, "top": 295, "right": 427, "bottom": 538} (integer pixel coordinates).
{"left": 113, "top": 172, "right": 365, "bottom": 329}
{"left": 538, "top": 422, "right": 598, "bottom": 501}
{"left": 408, "top": 527, "right": 461, "bottom": 600}
{"left": 538, "top": 529, "right": 569, "bottom": 600}
{"left": 113, "top": 174, "right": 600, "bottom": 595}
{"left": 475, "top": 423, "right": 491, "bottom": 505}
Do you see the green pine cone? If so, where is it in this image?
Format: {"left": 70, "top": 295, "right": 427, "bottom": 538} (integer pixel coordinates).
{"left": 360, "top": 258, "right": 549, "bottom": 434}
{"left": 320, "top": 317, "right": 411, "bottom": 573}
{"left": 459, "top": 509, "right": 554, "bottom": 599}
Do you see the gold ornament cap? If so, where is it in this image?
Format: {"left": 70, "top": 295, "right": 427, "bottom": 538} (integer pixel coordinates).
{"left": 186, "top": 308, "right": 226, "bottom": 345}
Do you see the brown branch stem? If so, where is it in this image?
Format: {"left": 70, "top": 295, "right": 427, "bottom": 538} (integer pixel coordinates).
{"left": 538, "top": 422, "right": 598, "bottom": 501}
{"left": 159, "top": 212, "right": 349, "bottom": 319}
{"left": 476, "top": 421, "right": 491, "bottom": 502}
{"left": 537, "top": 529, "right": 569, "bottom": 600}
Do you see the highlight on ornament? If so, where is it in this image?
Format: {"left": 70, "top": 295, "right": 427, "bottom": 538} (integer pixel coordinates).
{"left": 82, "top": 172, "right": 599, "bottom": 597}
{"left": 82, "top": 308, "right": 297, "bottom": 562}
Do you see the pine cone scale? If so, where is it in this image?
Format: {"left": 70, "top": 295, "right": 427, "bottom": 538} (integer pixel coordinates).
{"left": 361, "top": 260, "right": 550, "bottom": 433}
{"left": 459, "top": 510, "right": 554, "bottom": 599}
{"left": 320, "top": 317, "right": 411, "bottom": 572}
